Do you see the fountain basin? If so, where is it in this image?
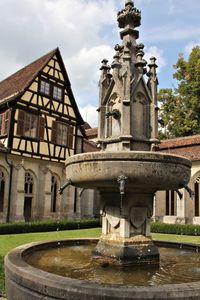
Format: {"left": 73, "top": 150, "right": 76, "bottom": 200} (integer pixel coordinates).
{"left": 5, "top": 239, "right": 200, "bottom": 300}
{"left": 65, "top": 151, "right": 191, "bottom": 192}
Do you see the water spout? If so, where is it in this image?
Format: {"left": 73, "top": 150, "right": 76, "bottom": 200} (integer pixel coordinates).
{"left": 105, "top": 109, "right": 121, "bottom": 120}
{"left": 183, "top": 183, "right": 195, "bottom": 198}
{"left": 58, "top": 179, "right": 72, "bottom": 194}
{"left": 176, "top": 190, "right": 183, "bottom": 200}
{"left": 117, "top": 175, "right": 128, "bottom": 195}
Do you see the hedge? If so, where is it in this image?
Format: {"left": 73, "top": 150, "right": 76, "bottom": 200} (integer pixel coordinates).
{"left": 151, "top": 222, "right": 200, "bottom": 236}
{"left": 2, "top": 219, "right": 200, "bottom": 236}
{"left": 0, "top": 218, "right": 100, "bottom": 235}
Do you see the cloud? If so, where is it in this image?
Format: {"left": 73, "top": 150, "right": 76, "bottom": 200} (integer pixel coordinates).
{"left": 144, "top": 46, "right": 166, "bottom": 72}
{"left": 185, "top": 42, "right": 200, "bottom": 54}
{"left": 65, "top": 44, "right": 115, "bottom": 108}
{"left": 0, "top": 0, "right": 117, "bottom": 78}
{"left": 80, "top": 104, "right": 98, "bottom": 127}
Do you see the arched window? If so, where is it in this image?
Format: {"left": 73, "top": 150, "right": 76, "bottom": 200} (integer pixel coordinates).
{"left": 24, "top": 172, "right": 34, "bottom": 222}
{"left": 25, "top": 172, "right": 34, "bottom": 194}
{"left": 51, "top": 176, "right": 58, "bottom": 213}
{"left": 0, "top": 170, "right": 5, "bottom": 212}
{"left": 194, "top": 176, "right": 200, "bottom": 217}
{"left": 166, "top": 190, "right": 176, "bottom": 216}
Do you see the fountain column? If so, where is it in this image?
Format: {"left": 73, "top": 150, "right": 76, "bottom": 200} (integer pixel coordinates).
{"left": 91, "top": 0, "right": 160, "bottom": 265}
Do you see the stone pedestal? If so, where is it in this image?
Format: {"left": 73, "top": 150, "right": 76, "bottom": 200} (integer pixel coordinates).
{"left": 93, "top": 191, "right": 159, "bottom": 265}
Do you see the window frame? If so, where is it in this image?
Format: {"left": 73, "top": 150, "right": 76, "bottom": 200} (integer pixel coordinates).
{"left": 39, "top": 79, "right": 50, "bottom": 96}
{"left": 53, "top": 84, "right": 63, "bottom": 101}
{"left": 0, "top": 110, "right": 10, "bottom": 136}
{"left": 17, "top": 110, "right": 45, "bottom": 141}
{"left": 24, "top": 113, "right": 39, "bottom": 139}
{"left": 51, "top": 121, "right": 74, "bottom": 148}
{"left": 39, "top": 78, "right": 64, "bottom": 102}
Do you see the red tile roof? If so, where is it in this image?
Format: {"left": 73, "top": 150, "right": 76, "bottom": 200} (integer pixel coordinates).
{"left": 0, "top": 48, "right": 58, "bottom": 103}
{"left": 85, "top": 128, "right": 98, "bottom": 139}
{"left": 158, "top": 135, "right": 200, "bottom": 161}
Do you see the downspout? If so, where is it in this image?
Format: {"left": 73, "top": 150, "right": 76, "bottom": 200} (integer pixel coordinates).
{"left": 5, "top": 151, "right": 13, "bottom": 223}
{"left": 5, "top": 104, "right": 15, "bottom": 223}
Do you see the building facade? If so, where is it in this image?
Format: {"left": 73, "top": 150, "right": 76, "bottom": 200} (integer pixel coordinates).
{"left": 0, "top": 48, "right": 99, "bottom": 223}
{"left": 155, "top": 135, "right": 200, "bottom": 224}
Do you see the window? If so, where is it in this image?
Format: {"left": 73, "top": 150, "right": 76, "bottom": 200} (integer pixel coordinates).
{"left": 51, "top": 176, "right": 58, "bottom": 212}
{"left": 39, "top": 79, "right": 63, "bottom": 101}
{"left": 17, "top": 110, "right": 45, "bottom": 140}
{"left": 0, "top": 170, "right": 5, "bottom": 212}
{"left": 24, "top": 172, "right": 34, "bottom": 194}
{"left": 51, "top": 121, "right": 74, "bottom": 148}
{"left": 165, "top": 190, "right": 176, "bottom": 216}
{"left": 57, "top": 123, "right": 68, "bottom": 146}
{"left": 40, "top": 80, "right": 50, "bottom": 96}
{"left": 24, "top": 172, "right": 34, "bottom": 222}
{"left": 0, "top": 110, "right": 10, "bottom": 136}
{"left": 24, "top": 113, "right": 38, "bottom": 138}
{"left": 53, "top": 86, "right": 63, "bottom": 101}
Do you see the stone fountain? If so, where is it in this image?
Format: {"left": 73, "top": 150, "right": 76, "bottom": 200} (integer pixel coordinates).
{"left": 64, "top": 0, "right": 191, "bottom": 266}
{"left": 5, "top": 1, "right": 198, "bottom": 300}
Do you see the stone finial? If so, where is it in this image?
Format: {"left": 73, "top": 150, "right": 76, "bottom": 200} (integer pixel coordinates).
{"left": 147, "top": 57, "right": 158, "bottom": 80}
{"left": 117, "top": 0, "right": 141, "bottom": 29}
{"left": 135, "top": 43, "right": 147, "bottom": 70}
{"left": 125, "top": 0, "right": 134, "bottom": 7}
{"left": 148, "top": 57, "right": 158, "bottom": 68}
{"left": 100, "top": 59, "right": 110, "bottom": 71}
{"left": 111, "top": 52, "right": 121, "bottom": 69}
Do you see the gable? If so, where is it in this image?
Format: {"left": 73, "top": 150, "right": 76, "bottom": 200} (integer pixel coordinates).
{"left": 19, "top": 54, "right": 77, "bottom": 120}
{"left": 0, "top": 49, "right": 58, "bottom": 104}
{"left": 132, "top": 75, "right": 152, "bottom": 103}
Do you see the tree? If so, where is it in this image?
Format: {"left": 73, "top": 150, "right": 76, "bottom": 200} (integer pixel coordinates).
{"left": 158, "top": 46, "right": 200, "bottom": 139}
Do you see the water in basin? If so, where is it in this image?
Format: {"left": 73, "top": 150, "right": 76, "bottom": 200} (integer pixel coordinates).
{"left": 25, "top": 242, "right": 200, "bottom": 286}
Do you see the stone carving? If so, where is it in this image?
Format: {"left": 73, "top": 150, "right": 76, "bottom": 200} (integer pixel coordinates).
{"left": 130, "top": 206, "right": 147, "bottom": 229}
{"left": 106, "top": 206, "right": 120, "bottom": 229}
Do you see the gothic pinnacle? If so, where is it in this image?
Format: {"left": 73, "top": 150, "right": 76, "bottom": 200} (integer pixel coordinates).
{"left": 117, "top": 0, "right": 141, "bottom": 42}
{"left": 125, "top": 0, "right": 134, "bottom": 6}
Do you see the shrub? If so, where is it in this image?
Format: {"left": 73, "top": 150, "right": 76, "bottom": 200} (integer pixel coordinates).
{"left": 0, "top": 218, "right": 100, "bottom": 235}
{"left": 151, "top": 222, "right": 200, "bottom": 236}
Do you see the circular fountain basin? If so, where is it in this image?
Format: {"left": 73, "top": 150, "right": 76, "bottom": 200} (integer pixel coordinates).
{"left": 65, "top": 151, "right": 191, "bottom": 192}
{"left": 5, "top": 239, "right": 200, "bottom": 300}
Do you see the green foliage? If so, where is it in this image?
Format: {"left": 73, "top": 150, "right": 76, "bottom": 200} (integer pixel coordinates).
{"left": 0, "top": 218, "right": 100, "bottom": 235}
{"left": 158, "top": 46, "right": 200, "bottom": 138}
{"left": 151, "top": 222, "right": 200, "bottom": 236}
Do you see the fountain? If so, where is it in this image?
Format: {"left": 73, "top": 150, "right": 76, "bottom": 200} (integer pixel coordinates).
{"left": 5, "top": 1, "right": 200, "bottom": 299}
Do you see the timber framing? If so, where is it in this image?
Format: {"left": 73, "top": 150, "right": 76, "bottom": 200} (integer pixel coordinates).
{"left": 0, "top": 48, "right": 85, "bottom": 162}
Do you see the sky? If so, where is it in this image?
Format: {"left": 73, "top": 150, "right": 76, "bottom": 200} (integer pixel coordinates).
{"left": 0, "top": 0, "right": 199, "bottom": 127}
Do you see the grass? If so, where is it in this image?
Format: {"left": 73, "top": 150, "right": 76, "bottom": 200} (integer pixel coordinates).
{"left": 0, "top": 228, "right": 101, "bottom": 297}
{"left": 152, "top": 233, "right": 200, "bottom": 244}
{"left": 1, "top": 230, "right": 200, "bottom": 297}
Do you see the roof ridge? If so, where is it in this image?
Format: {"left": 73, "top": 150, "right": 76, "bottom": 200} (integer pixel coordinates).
{"left": 0, "top": 48, "right": 58, "bottom": 103}
{"left": 0, "top": 48, "right": 58, "bottom": 85}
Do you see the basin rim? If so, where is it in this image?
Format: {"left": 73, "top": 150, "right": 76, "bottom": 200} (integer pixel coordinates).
{"left": 5, "top": 238, "right": 200, "bottom": 299}
{"left": 65, "top": 151, "right": 192, "bottom": 169}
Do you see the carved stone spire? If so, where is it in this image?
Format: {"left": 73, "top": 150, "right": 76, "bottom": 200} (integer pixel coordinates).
{"left": 97, "top": 1, "right": 159, "bottom": 151}
{"left": 147, "top": 57, "right": 159, "bottom": 141}
{"left": 135, "top": 43, "right": 147, "bottom": 74}
{"left": 99, "top": 59, "right": 112, "bottom": 104}
{"left": 147, "top": 57, "right": 159, "bottom": 97}
{"left": 117, "top": 0, "right": 141, "bottom": 41}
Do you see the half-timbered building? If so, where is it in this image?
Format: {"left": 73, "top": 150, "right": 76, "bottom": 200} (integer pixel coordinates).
{"left": 0, "top": 48, "right": 99, "bottom": 222}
